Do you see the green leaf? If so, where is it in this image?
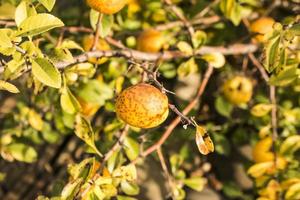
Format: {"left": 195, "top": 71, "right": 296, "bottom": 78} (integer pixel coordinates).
{"left": 31, "top": 57, "right": 62, "bottom": 88}
{"left": 60, "top": 40, "right": 84, "bottom": 51}
{"left": 15, "top": 1, "right": 37, "bottom": 27}
{"left": 215, "top": 96, "right": 233, "bottom": 117}
{"left": 280, "top": 135, "right": 300, "bottom": 156}
{"left": 269, "top": 65, "right": 299, "bottom": 86}
{"left": 222, "top": 182, "right": 244, "bottom": 198}
{"left": 60, "top": 85, "right": 81, "bottom": 114}
{"left": 6, "top": 143, "right": 37, "bottom": 163}
{"left": 183, "top": 177, "right": 207, "bottom": 192}
{"left": 61, "top": 178, "right": 83, "bottom": 200}
{"left": 75, "top": 115, "right": 103, "bottom": 157}
{"left": 0, "top": 80, "right": 20, "bottom": 93}
{"left": 220, "top": 0, "right": 243, "bottom": 26}
{"left": 16, "top": 13, "right": 64, "bottom": 37}
{"left": 289, "top": 24, "right": 300, "bottom": 36}
{"left": 90, "top": 10, "right": 113, "bottom": 37}
{"left": 264, "top": 34, "right": 281, "bottom": 72}
{"left": 38, "top": 0, "right": 56, "bottom": 12}
{"left": 121, "top": 181, "right": 140, "bottom": 195}
{"left": 77, "top": 80, "right": 114, "bottom": 105}
{"left": 124, "top": 136, "right": 140, "bottom": 161}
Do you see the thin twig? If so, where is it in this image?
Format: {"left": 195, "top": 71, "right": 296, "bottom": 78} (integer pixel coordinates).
{"left": 157, "top": 148, "right": 174, "bottom": 198}
{"left": 140, "top": 65, "right": 214, "bottom": 158}
{"left": 248, "top": 53, "right": 269, "bottom": 82}
{"left": 92, "top": 13, "right": 103, "bottom": 50}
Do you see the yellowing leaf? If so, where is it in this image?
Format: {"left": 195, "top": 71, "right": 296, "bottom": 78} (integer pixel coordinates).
{"left": 195, "top": 125, "right": 214, "bottom": 155}
{"left": 31, "top": 58, "right": 62, "bottom": 88}
{"left": 15, "top": 1, "right": 37, "bottom": 27}
{"left": 16, "top": 13, "right": 64, "bottom": 37}
{"left": 113, "top": 164, "right": 137, "bottom": 182}
{"left": 60, "top": 39, "right": 84, "bottom": 51}
{"left": 6, "top": 143, "right": 37, "bottom": 163}
{"left": 0, "top": 29, "right": 13, "bottom": 48}
{"left": 285, "top": 182, "right": 300, "bottom": 200}
{"left": 280, "top": 135, "right": 300, "bottom": 155}
{"left": 28, "top": 109, "right": 44, "bottom": 131}
{"left": 75, "top": 115, "right": 102, "bottom": 157}
{"left": 251, "top": 103, "right": 273, "bottom": 117}
{"left": 0, "top": 80, "right": 20, "bottom": 93}
{"left": 247, "top": 162, "right": 273, "bottom": 178}
{"left": 202, "top": 52, "right": 226, "bottom": 68}
{"left": 60, "top": 85, "right": 81, "bottom": 114}
{"left": 183, "top": 177, "right": 207, "bottom": 192}
{"left": 177, "top": 41, "right": 193, "bottom": 55}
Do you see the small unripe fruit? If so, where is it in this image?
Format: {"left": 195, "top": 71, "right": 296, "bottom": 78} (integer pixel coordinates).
{"left": 115, "top": 83, "right": 169, "bottom": 129}
{"left": 82, "top": 34, "right": 110, "bottom": 64}
{"left": 86, "top": 0, "right": 128, "bottom": 14}
{"left": 137, "top": 29, "right": 165, "bottom": 53}
{"left": 223, "top": 76, "right": 253, "bottom": 105}
{"left": 250, "top": 17, "right": 275, "bottom": 43}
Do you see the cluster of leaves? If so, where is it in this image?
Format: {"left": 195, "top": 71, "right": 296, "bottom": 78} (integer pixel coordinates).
{"left": 0, "top": 0, "right": 299, "bottom": 199}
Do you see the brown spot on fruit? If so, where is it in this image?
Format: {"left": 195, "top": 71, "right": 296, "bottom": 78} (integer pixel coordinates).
{"left": 115, "top": 83, "right": 169, "bottom": 129}
{"left": 86, "top": 0, "right": 128, "bottom": 15}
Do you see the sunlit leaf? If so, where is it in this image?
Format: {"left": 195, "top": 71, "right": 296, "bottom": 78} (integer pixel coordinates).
{"left": 15, "top": 1, "right": 37, "bottom": 27}
{"left": 31, "top": 57, "right": 62, "bottom": 88}
{"left": 16, "top": 13, "right": 64, "bottom": 37}
{"left": 6, "top": 143, "right": 37, "bottom": 163}
{"left": 183, "top": 177, "right": 207, "bottom": 192}
{"left": 75, "top": 115, "right": 103, "bottom": 157}
{"left": 38, "top": 0, "right": 56, "bottom": 12}
{"left": 251, "top": 103, "right": 273, "bottom": 117}
{"left": 0, "top": 80, "right": 19, "bottom": 93}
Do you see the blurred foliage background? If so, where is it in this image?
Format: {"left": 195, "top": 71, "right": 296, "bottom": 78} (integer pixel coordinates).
{"left": 0, "top": 0, "right": 299, "bottom": 199}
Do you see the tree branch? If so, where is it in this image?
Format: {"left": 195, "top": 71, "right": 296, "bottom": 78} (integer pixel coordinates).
{"left": 140, "top": 65, "right": 214, "bottom": 157}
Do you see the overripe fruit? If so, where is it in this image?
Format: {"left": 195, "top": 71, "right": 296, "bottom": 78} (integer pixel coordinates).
{"left": 86, "top": 0, "right": 128, "bottom": 14}
{"left": 115, "top": 83, "right": 169, "bottom": 129}
{"left": 82, "top": 34, "right": 110, "bottom": 64}
{"left": 223, "top": 76, "right": 253, "bottom": 105}
{"left": 250, "top": 17, "right": 275, "bottom": 43}
{"left": 137, "top": 29, "right": 165, "bottom": 53}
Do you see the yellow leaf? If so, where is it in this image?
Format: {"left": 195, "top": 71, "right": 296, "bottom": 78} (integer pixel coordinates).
{"left": 0, "top": 80, "right": 20, "bottom": 93}
{"left": 280, "top": 135, "right": 300, "bottom": 155}
{"left": 247, "top": 162, "right": 273, "bottom": 178}
{"left": 251, "top": 103, "right": 273, "bottom": 117}
{"left": 285, "top": 182, "right": 300, "bottom": 200}
{"left": 177, "top": 41, "right": 193, "bottom": 55}
{"left": 28, "top": 109, "right": 44, "bottom": 131}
